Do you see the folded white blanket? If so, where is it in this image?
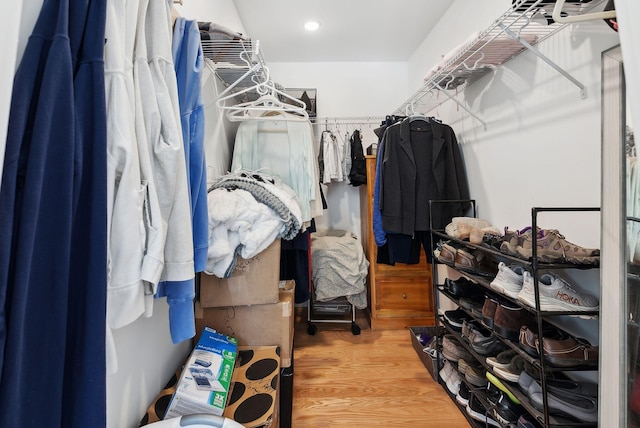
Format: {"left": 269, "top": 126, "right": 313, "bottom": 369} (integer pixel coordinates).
{"left": 205, "top": 188, "right": 283, "bottom": 278}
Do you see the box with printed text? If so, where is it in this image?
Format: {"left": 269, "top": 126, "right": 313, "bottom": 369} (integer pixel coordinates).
{"left": 164, "top": 327, "right": 238, "bottom": 418}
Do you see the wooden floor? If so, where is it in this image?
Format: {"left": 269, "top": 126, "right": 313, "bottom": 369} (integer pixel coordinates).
{"left": 291, "top": 309, "right": 470, "bottom": 427}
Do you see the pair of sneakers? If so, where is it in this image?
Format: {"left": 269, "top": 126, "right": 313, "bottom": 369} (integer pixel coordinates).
{"left": 490, "top": 253, "right": 599, "bottom": 313}
{"left": 517, "top": 271, "right": 599, "bottom": 313}
{"left": 501, "top": 226, "right": 599, "bottom": 265}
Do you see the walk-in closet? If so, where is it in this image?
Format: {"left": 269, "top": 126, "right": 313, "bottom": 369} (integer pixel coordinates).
{"left": 1, "top": 0, "right": 638, "bottom": 427}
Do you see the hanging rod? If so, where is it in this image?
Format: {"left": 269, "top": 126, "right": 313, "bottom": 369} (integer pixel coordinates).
{"left": 311, "top": 116, "right": 386, "bottom": 127}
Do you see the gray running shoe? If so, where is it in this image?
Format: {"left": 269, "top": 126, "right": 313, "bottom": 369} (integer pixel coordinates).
{"left": 442, "top": 335, "right": 473, "bottom": 362}
{"left": 490, "top": 262, "right": 526, "bottom": 298}
{"left": 519, "top": 371, "right": 598, "bottom": 423}
{"left": 518, "top": 271, "right": 599, "bottom": 312}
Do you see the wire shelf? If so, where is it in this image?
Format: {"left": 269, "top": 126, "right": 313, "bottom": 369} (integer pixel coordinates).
{"left": 394, "top": 0, "right": 611, "bottom": 126}
{"left": 202, "top": 38, "right": 274, "bottom": 103}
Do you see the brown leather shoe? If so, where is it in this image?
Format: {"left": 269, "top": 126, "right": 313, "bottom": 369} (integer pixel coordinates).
{"left": 493, "top": 302, "right": 533, "bottom": 342}
{"left": 454, "top": 248, "right": 498, "bottom": 277}
{"left": 481, "top": 294, "right": 498, "bottom": 329}
{"left": 518, "top": 324, "right": 564, "bottom": 357}
{"left": 537, "top": 335, "right": 599, "bottom": 368}
{"left": 437, "top": 242, "right": 457, "bottom": 266}
{"left": 519, "top": 326, "right": 539, "bottom": 357}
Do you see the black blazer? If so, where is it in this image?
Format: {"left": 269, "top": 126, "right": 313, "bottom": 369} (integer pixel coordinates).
{"left": 380, "top": 118, "right": 470, "bottom": 235}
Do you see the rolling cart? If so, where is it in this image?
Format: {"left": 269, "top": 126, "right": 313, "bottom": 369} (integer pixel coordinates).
{"left": 306, "top": 229, "right": 367, "bottom": 336}
{"left": 306, "top": 291, "right": 360, "bottom": 336}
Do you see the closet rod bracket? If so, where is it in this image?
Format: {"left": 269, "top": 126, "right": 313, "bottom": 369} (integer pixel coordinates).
{"left": 499, "top": 22, "right": 587, "bottom": 99}
{"left": 433, "top": 84, "right": 488, "bottom": 131}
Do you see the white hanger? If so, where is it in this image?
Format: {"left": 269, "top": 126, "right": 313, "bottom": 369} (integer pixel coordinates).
{"left": 218, "top": 64, "right": 309, "bottom": 122}
{"left": 215, "top": 49, "right": 266, "bottom": 106}
{"left": 551, "top": 0, "right": 616, "bottom": 24}
{"left": 224, "top": 87, "right": 309, "bottom": 122}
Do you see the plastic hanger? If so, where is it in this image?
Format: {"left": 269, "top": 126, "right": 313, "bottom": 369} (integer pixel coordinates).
{"left": 406, "top": 102, "right": 428, "bottom": 123}
{"left": 223, "top": 87, "right": 309, "bottom": 122}
{"left": 217, "top": 63, "right": 309, "bottom": 122}
{"left": 551, "top": 0, "right": 616, "bottom": 24}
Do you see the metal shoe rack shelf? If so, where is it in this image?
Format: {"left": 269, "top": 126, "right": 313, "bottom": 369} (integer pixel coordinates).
{"left": 429, "top": 204, "right": 600, "bottom": 427}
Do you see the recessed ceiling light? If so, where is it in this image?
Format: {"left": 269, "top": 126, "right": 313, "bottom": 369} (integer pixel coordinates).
{"left": 304, "top": 21, "right": 321, "bottom": 31}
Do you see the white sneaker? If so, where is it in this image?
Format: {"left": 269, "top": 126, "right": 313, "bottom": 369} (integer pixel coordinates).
{"left": 445, "top": 370, "right": 461, "bottom": 395}
{"left": 439, "top": 360, "right": 455, "bottom": 383}
{"left": 490, "top": 262, "right": 525, "bottom": 298}
{"left": 517, "top": 271, "right": 599, "bottom": 312}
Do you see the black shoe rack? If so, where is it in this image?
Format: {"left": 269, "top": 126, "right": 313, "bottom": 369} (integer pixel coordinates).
{"left": 428, "top": 201, "right": 600, "bottom": 427}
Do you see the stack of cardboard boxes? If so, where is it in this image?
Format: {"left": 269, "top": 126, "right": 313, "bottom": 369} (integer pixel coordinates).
{"left": 140, "top": 239, "right": 294, "bottom": 428}
{"left": 196, "top": 239, "right": 294, "bottom": 427}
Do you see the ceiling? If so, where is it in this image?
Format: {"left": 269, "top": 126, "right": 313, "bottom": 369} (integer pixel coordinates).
{"left": 232, "top": 0, "right": 455, "bottom": 62}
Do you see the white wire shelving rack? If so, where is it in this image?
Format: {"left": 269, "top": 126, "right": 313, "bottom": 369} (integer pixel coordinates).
{"left": 394, "top": 0, "right": 613, "bottom": 130}
{"left": 201, "top": 38, "right": 275, "bottom": 103}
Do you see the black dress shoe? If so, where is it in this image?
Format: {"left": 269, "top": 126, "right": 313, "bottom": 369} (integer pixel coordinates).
{"left": 444, "top": 277, "right": 484, "bottom": 299}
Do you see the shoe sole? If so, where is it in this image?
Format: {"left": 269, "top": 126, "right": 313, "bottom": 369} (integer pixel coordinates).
{"left": 442, "top": 349, "right": 464, "bottom": 362}
{"left": 456, "top": 393, "right": 469, "bottom": 406}
{"left": 486, "top": 357, "right": 512, "bottom": 371}
{"left": 492, "top": 366, "right": 521, "bottom": 383}
{"left": 489, "top": 279, "right": 522, "bottom": 299}
{"left": 518, "top": 292, "right": 599, "bottom": 313}
{"left": 544, "top": 353, "right": 599, "bottom": 368}
{"left": 466, "top": 403, "right": 501, "bottom": 427}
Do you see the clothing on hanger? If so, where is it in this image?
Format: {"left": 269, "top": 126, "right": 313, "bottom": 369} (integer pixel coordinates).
{"left": 373, "top": 118, "right": 470, "bottom": 265}
{"left": 348, "top": 129, "right": 367, "bottom": 187}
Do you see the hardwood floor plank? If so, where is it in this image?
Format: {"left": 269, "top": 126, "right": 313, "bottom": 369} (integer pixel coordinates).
{"left": 291, "top": 310, "right": 470, "bottom": 427}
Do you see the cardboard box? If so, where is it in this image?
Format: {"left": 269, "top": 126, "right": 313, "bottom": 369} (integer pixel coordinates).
{"left": 164, "top": 328, "right": 238, "bottom": 418}
{"left": 139, "top": 345, "right": 282, "bottom": 427}
{"left": 224, "top": 346, "right": 280, "bottom": 428}
{"left": 196, "top": 280, "right": 295, "bottom": 368}
{"left": 200, "top": 239, "right": 281, "bottom": 308}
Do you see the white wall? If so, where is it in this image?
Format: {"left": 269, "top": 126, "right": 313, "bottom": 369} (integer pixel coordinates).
{"left": 409, "top": 1, "right": 619, "bottom": 348}
{"left": 267, "top": 61, "right": 409, "bottom": 237}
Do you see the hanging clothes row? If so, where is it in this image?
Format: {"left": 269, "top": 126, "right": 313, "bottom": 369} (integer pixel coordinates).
{"left": 372, "top": 114, "right": 471, "bottom": 266}
{"left": 102, "top": 0, "right": 208, "bottom": 373}
{"left": 317, "top": 128, "right": 367, "bottom": 187}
